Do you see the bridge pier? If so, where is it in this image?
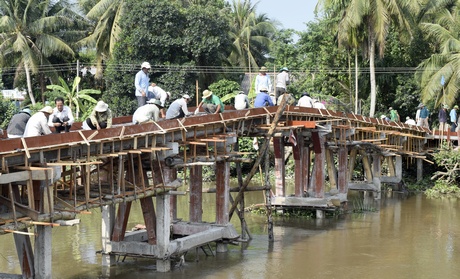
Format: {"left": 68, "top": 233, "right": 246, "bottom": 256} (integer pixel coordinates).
{"left": 293, "top": 130, "right": 306, "bottom": 197}
{"left": 311, "top": 132, "right": 325, "bottom": 198}
{"left": 417, "top": 158, "right": 423, "bottom": 182}
{"left": 216, "top": 161, "right": 230, "bottom": 253}
{"left": 338, "top": 146, "right": 348, "bottom": 194}
{"left": 273, "top": 137, "right": 285, "bottom": 197}
{"left": 372, "top": 154, "right": 381, "bottom": 200}
{"left": 101, "top": 204, "right": 116, "bottom": 267}
{"left": 189, "top": 165, "right": 203, "bottom": 222}
{"left": 156, "top": 192, "right": 171, "bottom": 272}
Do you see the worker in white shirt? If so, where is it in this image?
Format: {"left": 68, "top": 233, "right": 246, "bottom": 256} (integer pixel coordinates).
{"left": 148, "top": 83, "right": 171, "bottom": 118}
{"left": 23, "top": 106, "right": 53, "bottom": 137}
{"left": 48, "top": 97, "right": 75, "bottom": 133}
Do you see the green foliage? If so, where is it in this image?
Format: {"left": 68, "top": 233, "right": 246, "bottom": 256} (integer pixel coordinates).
{"left": 426, "top": 145, "right": 460, "bottom": 197}
{"left": 425, "top": 180, "right": 460, "bottom": 198}
{"left": 405, "top": 177, "right": 432, "bottom": 192}
{"left": 208, "top": 79, "right": 241, "bottom": 104}
{"left": 0, "top": 97, "right": 19, "bottom": 129}
{"left": 0, "top": 0, "right": 88, "bottom": 104}
{"left": 289, "top": 19, "right": 351, "bottom": 104}
{"left": 105, "top": 0, "right": 232, "bottom": 115}
{"left": 46, "top": 77, "right": 101, "bottom": 121}
{"left": 0, "top": 68, "right": 3, "bottom": 89}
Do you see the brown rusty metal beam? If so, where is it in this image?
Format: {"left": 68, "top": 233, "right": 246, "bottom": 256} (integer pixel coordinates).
{"left": 189, "top": 165, "right": 202, "bottom": 223}
{"left": 111, "top": 201, "right": 132, "bottom": 242}
{"left": 140, "top": 197, "right": 157, "bottom": 245}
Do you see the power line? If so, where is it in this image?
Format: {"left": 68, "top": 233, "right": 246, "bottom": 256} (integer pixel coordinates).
{"left": 1, "top": 63, "right": 433, "bottom": 77}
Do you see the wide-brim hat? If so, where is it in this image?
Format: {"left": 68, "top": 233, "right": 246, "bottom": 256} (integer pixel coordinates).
{"left": 418, "top": 103, "right": 424, "bottom": 108}
{"left": 40, "top": 106, "right": 53, "bottom": 114}
{"left": 183, "top": 94, "right": 190, "bottom": 99}
{"left": 455, "top": 105, "right": 459, "bottom": 109}
{"left": 147, "top": 99, "right": 163, "bottom": 108}
{"left": 94, "top": 101, "right": 108, "bottom": 112}
{"left": 280, "top": 67, "right": 289, "bottom": 72}
{"left": 380, "top": 115, "right": 387, "bottom": 119}
{"left": 22, "top": 108, "right": 31, "bottom": 115}
{"left": 259, "top": 66, "right": 268, "bottom": 72}
{"left": 141, "top": 62, "right": 151, "bottom": 69}
{"left": 202, "top": 90, "right": 213, "bottom": 99}
{"left": 260, "top": 87, "right": 268, "bottom": 92}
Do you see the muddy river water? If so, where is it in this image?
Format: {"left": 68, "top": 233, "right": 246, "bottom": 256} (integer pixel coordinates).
{"left": 1, "top": 191, "right": 459, "bottom": 278}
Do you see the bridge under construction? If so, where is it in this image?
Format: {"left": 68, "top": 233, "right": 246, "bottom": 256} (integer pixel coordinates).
{"left": 0, "top": 96, "right": 437, "bottom": 277}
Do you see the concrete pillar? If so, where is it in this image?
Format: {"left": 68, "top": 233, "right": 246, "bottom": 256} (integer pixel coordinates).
{"left": 34, "top": 226, "right": 52, "bottom": 279}
{"left": 417, "top": 158, "right": 423, "bottom": 181}
{"left": 310, "top": 132, "right": 325, "bottom": 198}
{"left": 189, "top": 165, "right": 203, "bottom": 222}
{"left": 101, "top": 205, "right": 116, "bottom": 267}
{"left": 216, "top": 161, "right": 229, "bottom": 252}
{"left": 326, "top": 149, "right": 337, "bottom": 190}
{"left": 338, "top": 146, "right": 348, "bottom": 193}
{"left": 156, "top": 193, "right": 171, "bottom": 272}
{"left": 372, "top": 154, "right": 381, "bottom": 200}
{"left": 273, "top": 137, "right": 285, "bottom": 197}
{"left": 162, "top": 163, "right": 177, "bottom": 220}
{"left": 316, "top": 210, "right": 324, "bottom": 219}
{"left": 395, "top": 156, "right": 402, "bottom": 181}
{"left": 34, "top": 180, "right": 53, "bottom": 278}
{"left": 303, "top": 146, "right": 311, "bottom": 193}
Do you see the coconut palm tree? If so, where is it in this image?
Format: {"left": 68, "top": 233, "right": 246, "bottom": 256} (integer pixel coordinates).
{"left": 316, "top": 0, "right": 420, "bottom": 117}
{"left": 416, "top": 3, "right": 460, "bottom": 108}
{"left": 78, "top": 0, "right": 126, "bottom": 79}
{"left": 227, "top": 0, "right": 275, "bottom": 70}
{"left": 0, "top": 0, "right": 81, "bottom": 105}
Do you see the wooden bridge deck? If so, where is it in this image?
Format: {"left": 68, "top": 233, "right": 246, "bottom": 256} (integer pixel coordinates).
{"left": 0, "top": 102, "right": 439, "bottom": 275}
{"left": 0, "top": 105, "right": 432, "bottom": 230}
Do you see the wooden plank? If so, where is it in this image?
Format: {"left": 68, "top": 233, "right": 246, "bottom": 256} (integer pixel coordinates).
{"left": 0, "top": 170, "right": 53, "bottom": 184}
{"left": 46, "top": 161, "right": 103, "bottom": 166}
{"left": 286, "top": 120, "right": 317, "bottom": 128}
{"left": 0, "top": 195, "right": 40, "bottom": 220}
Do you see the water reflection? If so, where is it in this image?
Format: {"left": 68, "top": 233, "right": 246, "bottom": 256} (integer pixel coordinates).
{"left": 0, "top": 192, "right": 459, "bottom": 278}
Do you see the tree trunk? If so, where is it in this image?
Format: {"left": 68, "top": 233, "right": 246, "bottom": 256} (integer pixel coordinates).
{"left": 369, "top": 33, "right": 377, "bottom": 117}
{"left": 40, "top": 73, "right": 45, "bottom": 104}
{"left": 24, "top": 63, "right": 36, "bottom": 105}
{"left": 355, "top": 49, "right": 359, "bottom": 114}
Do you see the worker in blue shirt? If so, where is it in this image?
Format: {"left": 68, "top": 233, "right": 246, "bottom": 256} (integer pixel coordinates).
{"left": 254, "top": 87, "right": 274, "bottom": 108}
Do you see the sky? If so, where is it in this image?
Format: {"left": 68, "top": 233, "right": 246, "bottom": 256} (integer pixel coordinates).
{"left": 254, "top": 1, "right": 319, "bottom": 32}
